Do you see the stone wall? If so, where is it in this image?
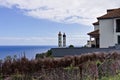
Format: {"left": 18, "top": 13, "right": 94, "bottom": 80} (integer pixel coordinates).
{"left": 51, "top": 48, "right": 119, "bottom": 57}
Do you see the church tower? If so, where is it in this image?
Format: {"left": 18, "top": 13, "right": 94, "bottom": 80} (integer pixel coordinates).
{"left": 58, "top": 32, "right": 62, "bottom": 47}
{"left": 63, "top": 33, "right": 66, "bottom": 47}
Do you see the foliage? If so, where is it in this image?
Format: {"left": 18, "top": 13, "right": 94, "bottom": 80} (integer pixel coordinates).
{"left": 11, "top": 74, "right": 33, "bottom": 80}
{"left": 68, "top": 45, "right": 74, "bottom": 48}
{"left": 35, "top": 49, "right": 52, "bottom": 59}
{"left": 45, "top": 50, "right": 52, "bottom": 57}
{"left": 1, "top": 51, "right": 120, "bottom": 80}
{"left": 101, "top": 74, "right": 120, "bottom": 80}
{"left": 0, "top": 75, "right": 3, "bottom": 80}
{"left": 35, "top": 53, "right": 45, "bottom": 59}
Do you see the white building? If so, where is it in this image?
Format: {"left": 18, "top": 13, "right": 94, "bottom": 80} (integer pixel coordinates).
{"left": 58, "top": 32, "right": 62, "bottom": 47}
{"left": 88, "top": 8, "right": 120, "bottom": 48}
{"left": 58, "top": 32, "right": 66, "bottom": 48}
{"left": 63, "top": 33, "right": 66, "bottom": 47}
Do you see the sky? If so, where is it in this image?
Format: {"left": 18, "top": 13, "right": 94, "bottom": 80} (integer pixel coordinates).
{"left": 0, "top": 0, "right": 120, "bottom": 46}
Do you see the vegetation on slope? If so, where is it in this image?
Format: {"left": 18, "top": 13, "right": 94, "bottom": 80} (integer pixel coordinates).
{"left": 0, "top": 51, "right": 120, "bottom": 80}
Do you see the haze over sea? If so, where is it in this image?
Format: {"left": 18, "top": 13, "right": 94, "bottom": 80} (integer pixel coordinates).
{"left": 0, "top": 45, "right": 57, "bottom": 60}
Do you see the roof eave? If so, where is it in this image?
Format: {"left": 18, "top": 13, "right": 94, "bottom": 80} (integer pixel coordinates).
{"left": 97, "top": 16, "right": 120, "bottom": 20}
{"left": 92, "top": 21, "right": 99, "bottom": 25}
{"left": 97, "top": 17, "right": 113, "bottom": 20}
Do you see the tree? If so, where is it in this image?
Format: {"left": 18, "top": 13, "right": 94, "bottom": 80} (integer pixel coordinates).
{"left": 69, "top": 45, "right": 74, "bottom": 48}
{"left": 46, "top": 50, "right": 52, "bottom": 57}
{"left": 35, "top": 53, "right": 45, "bottom": 59}
{"left": 35, "top": 49, "right": 52, "bottom": 59}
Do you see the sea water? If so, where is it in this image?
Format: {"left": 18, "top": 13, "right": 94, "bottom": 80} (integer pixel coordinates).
{"left": 0, "top": 45, "right": 56, "bottom": 60}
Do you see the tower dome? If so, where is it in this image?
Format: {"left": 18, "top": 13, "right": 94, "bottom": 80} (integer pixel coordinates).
{"left": 63, "top": 33, "right": 66, "bottom": 37}
{"left": 58, "top": 32, "right": 62, "bottom": 36}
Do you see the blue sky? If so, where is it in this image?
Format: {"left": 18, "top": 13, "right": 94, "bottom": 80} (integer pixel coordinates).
{"left": 0, "top": 0, "right": 119, "bottom": 46}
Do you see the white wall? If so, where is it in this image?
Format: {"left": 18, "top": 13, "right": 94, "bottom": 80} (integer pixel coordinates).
{"left": 100, "top": 19, "right": 114, "bottom": 48}
{"left": 94, "top": 25, "right": 99, "bottom": 30}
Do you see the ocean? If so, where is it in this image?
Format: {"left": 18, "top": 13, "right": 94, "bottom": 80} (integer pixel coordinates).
{"left": 0, "top": 45, "right": 57, "bottom": 60}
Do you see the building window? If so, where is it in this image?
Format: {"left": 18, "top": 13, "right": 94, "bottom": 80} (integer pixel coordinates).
{"left": 116, "top": 19, "right": 120, "bottom": 32}
{"left": 118, "top": 36, "right": 120, "bottom": 44}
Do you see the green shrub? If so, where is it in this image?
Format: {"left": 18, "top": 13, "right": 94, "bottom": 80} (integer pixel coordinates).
{"left": 12, "top": 74, "right": 32, "bottom": 80}
{"left": 68, "top": 45, "right": 74, "bottom": 48}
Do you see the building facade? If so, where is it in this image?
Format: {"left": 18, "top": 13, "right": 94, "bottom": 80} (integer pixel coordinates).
{"left": 88, "top": 8, "right": 120, "bottom": 48}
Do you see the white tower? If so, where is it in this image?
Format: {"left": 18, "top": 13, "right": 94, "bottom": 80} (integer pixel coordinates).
{"left": 58, "top": 32, "right": 62, "bottom": 47}
{"left": 63, "top": 33, "right": 66, "bottom": 47}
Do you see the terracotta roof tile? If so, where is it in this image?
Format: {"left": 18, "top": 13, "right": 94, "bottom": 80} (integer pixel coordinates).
{"left": 87, "top": 29, "right": 99, "bottom": 35}
{"left": 97, "top": 8, "right": 120, "bottom": 19}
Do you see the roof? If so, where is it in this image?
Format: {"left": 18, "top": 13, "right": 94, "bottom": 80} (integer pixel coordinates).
{"left": 88, "top": 29, "right": 99, "bottom": 35}
{"left": 93, "top": 21, "right": 99, "bottom": 25}
{"left": 87, "top": 29, "right": 99, "bottom": 38}
{"left": 51, "top": 48, "right": 116, "bottom": 57}
{"left": 97, "top": 8, "right": 120, "bottom": 19}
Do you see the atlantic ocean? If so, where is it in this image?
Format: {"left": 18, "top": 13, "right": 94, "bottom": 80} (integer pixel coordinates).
{"left": 0, "top": 45, "right": 57, "bottom": 60}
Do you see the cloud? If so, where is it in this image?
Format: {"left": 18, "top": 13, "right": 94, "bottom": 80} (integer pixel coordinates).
{"left": 67, "top": 34, "right": 89, "bottom": 46}
{"left": 0, "top": 37, "right": 57, "bottom": 45}
{"left": 0, "top": 0, "right": 120, "bottom": 25}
